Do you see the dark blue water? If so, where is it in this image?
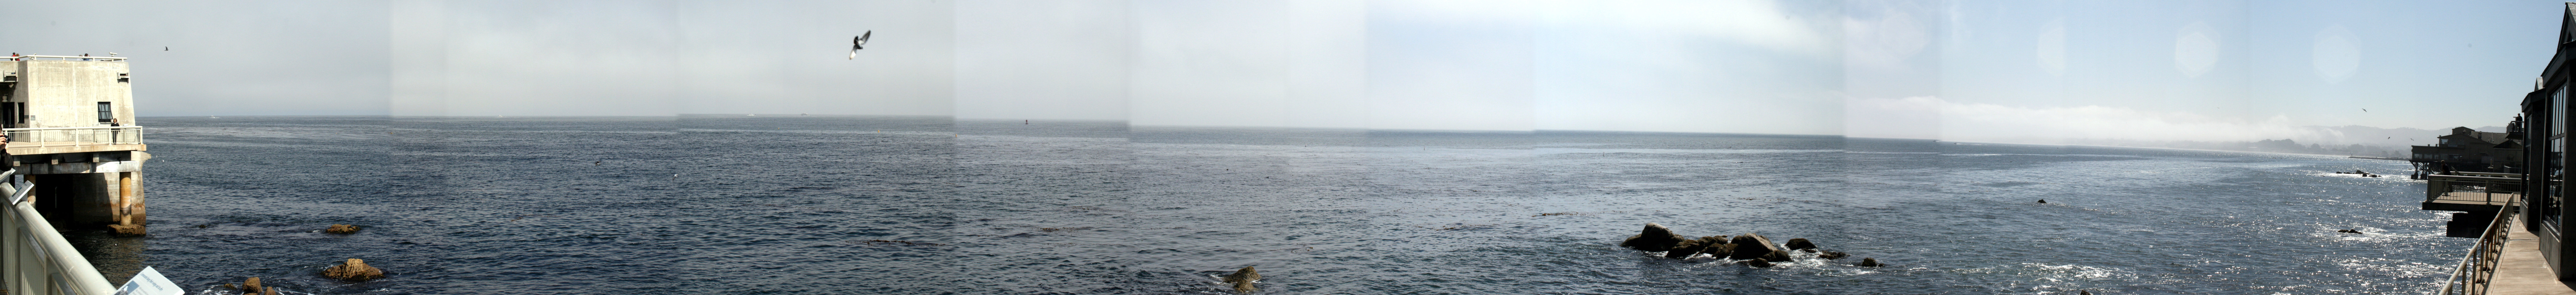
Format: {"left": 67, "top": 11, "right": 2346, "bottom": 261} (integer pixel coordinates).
{"left": 71, "top": 116, "right": 2449, "bottom": 294}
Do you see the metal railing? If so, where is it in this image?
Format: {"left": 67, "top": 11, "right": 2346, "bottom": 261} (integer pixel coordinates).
{"left": 2440, "top": 201, "right": 2519, "bottom": 295}
{"left": 1, "top": 169, "right": 118, "bottom": 295}
{"left": 3, "top": 55, "right": 128, "bottom": 61}
{"left": 3, "top": 126, "right": 141, "bottom": 148}
{"left": 2427, "top": 173, "right": 2525, "bottom": 207}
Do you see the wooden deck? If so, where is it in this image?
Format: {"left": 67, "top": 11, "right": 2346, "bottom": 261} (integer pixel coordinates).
{"left": 2428, "top": 192, "right": 2521, "bottom": 212}
{"left": 2421, "top": 191, "right": 2524, "bottom": 212}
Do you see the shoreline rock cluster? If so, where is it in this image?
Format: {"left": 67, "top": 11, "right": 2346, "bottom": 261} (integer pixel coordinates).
{"left": 1618, "top": 223, "right": 1882, "bottom": 268}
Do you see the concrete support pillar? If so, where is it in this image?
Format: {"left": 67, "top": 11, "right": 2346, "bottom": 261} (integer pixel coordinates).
{"left": 118, "top": 171, "right": 141, "bottom": 226}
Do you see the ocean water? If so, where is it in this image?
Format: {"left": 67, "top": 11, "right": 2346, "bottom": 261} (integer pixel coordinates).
{"left": 64, "top": 115, "right": 2451, "bottom": 294}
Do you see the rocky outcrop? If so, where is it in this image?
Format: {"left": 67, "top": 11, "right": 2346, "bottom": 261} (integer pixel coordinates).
{"left": 1855, "top": 258, "right": 1883, "bottom": 267}
{"left": 1619, "top": 223, "right": 1687, "bottom": 252}
{"left": 1784, "top": 238, "right": 1816, "bottom": 250}
{"left": 1700, "top": 243, "right": 1741, "bottom": 257}
{"left": 1221, "top": 266, "right": 1260, "bottom": 293}
{"left": 242, "top": 277, "right": 263, "bottom": 293}
{"left": 1665, "top": 239, "right": 1710, "bottom": 259}
{"left": 325, "top": 224, "right": 360, "bottom": 234}
{"left": 1760, "top": 249, "right": 1793, "bottom": 263}
{"left": 108, "top": 224, "right": 145, "bottom": 236}
{"left": 322, "top": 259, "right": 385, "bottom": 281}
{"left": 1725, "top": 233, "right": 1788, "bottom": 261}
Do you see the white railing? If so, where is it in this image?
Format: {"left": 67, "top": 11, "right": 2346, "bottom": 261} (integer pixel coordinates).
{"left": 1, "top": 169, "right": 118, "bottom": 295}
{"left": 4, "top": 55, "right": 127, "bottom": 61}
{"left": 4, "top": 126, "right": 141, "bottom": 148}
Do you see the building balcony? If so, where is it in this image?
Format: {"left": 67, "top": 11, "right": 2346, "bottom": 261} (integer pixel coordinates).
{"left": 2, "top": 126, "right": 143, "bottom": 155}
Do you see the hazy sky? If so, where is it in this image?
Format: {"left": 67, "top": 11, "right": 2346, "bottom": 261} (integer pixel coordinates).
{"left": 2, "top": 0, "right": 2564, "bottom": 143}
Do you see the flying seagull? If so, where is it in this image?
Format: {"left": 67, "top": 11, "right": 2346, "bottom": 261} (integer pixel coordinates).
{"left": 848, "top": 30, "right": 871, "bottom": 59}
{"left": 163, "top": 47, "right": 168, "bottom": 51}
{"left": 2361, "top": 108, "right": 2368, "bottom": 112}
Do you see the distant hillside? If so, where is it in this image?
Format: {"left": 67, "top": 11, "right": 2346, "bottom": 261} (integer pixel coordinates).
{"left": 2055, "top": 125, "right": 2495, "bottom": 158}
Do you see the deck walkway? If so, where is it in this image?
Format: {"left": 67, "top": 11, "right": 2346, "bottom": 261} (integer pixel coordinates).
{"left": 2491, "top": 215, "right": 2576, "bottom": 295}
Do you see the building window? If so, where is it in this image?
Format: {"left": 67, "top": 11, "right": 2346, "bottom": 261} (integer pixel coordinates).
{"left": 96, "top": 102, "right": 111, "bottom": 123}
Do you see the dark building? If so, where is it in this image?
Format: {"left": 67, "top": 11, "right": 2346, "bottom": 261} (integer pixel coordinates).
{"left": 2505, "top": 2, "right": 2576, "bottom": 283}
{"left": 2413, "top": 125, "right": 2526, "bottom": 176}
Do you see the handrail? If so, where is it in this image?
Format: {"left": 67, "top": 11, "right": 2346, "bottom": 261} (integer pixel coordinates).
{"left": 2430, "top": 174, "right": 2527, "bottom": 182}
{"left": 4, "top": 55, "right": 127, "bottom": 61}
{"left": 2439, "top": 200, "right": 2519, "bottom": 295}
{"left": 2, "top": 169, "right": 118, "bottom": 294}
{"left": 2426, "top": 174, "right": 2523, "bottom": 210}
{"left": 4, "top": 126, "right": 143, "bottom": 148}
{"left": 0, "top": 126, "right": 140, "bottom": 131}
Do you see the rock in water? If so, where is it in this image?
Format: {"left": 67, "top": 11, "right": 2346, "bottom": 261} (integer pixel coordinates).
{"left": 1619, "top": 223, "right": 1687, "bottom": 252}
{"left": 1700, "top": 243, "right": 1737, "bottom": 258}
{"left": 322, "top": 258, "right": 386, "bottom": 281}
{"left": 1743, "top": 258, "right": 1775, "bottom": 268}
{"left": 107, "top": 224, "right": 144, "bottom": 236}
{"left": 2079, "top": 291, "right": 2092, "bottom": 295}
{"left": 1784, "top": 238, "right": 1817, "bottom": 250}
{"left": 1221, "top": 266, "right": 1260, "bottom": 293}
{"left": 325, "top": 224, "right": 360, "bottom": 234}
{"left": 1818, "top": 251, "right": 1849, "bottom": 260}
{"left": 1665, "top": 240, "right": 1708, "bottom": 259}
{"left": 1760, "top": 249, "right": 1794, "bottom": 263}
{"left": 262, "top": 287, "right": 279, "bottom": 295}
{"left": 1233, "top": 281, "right": 1257, "bottom": 294}
{"left": 1855, "top": 258, "right": 1884, "bottom": 267}
{"left": 2037, "top": 199, "right": 2047, "bottom": 204}
{"left": 1726, "top": 233, "right": 1789, "bottom": 260}
{"left": 242, "top": 277, "right": 263, "bottom": 292}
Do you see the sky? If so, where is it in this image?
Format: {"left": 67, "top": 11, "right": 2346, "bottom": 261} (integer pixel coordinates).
{"left": 0, "top": 0, "right": 2563, "bottom": 145}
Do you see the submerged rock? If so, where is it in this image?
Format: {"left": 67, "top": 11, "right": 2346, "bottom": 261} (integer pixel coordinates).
{"left": 108, "top": 224, "right": 144, "bottom": 236}
{"left": 2337, "top": 229, "right": 2362, "bottom": 234}
{"left": 1784, "top": 238, "right": 1816, "bottom": 250}
{"left": 1818, "top": 251, "right": 1849, "bottom": 260}
{"left": 1221, "top": 266, "right": 1261, "bottom": 293}
{"left": 325, "top": 224, "right": 360, "bottom": 234}
{"left": 1743, "top": 258, "right": 1775, "bottom": 268}
{"left": 322, "top": 258, "right": 385, "bottom": 281}
{"left": 1619, "top": 223, "right": 1687, "bottom": 252}
{"left": 1855, "top": 258, "right": 1884, "bottom": 267}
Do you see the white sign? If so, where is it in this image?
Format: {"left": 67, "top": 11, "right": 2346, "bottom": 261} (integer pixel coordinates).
{"left": 112, "top": 266, "right": 182, "bottom": 295}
